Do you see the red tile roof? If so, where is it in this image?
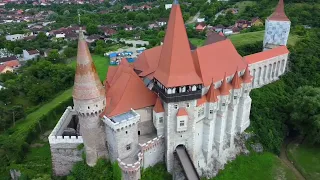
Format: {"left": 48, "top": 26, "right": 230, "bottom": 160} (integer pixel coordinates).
{"left": 244, "top": 46, "right": 289, "bottom": 64}
{"left": 231, "top": 70, "right": 242, "bottom": 89}
{"left": 219, "top": 75, "right": 231, "bottom": 95}
{"left": 0, "top": 64, "right": 7, "bottom": 72}
{"left": 207, "top": 84, "right": 220, "bottom": 103}
{"left": 153, "top": 3, "right": 202, "bottom": 87}
{"left": 197, "top": 95, "right": 207, "bottom": 106}
{"left": 242, "top": 66, "right": 253, "bottom": 83}
{"left": 134, "top": 46, "right": 162, "bottom": 77}
{"left": 177, "top": 108, "right": 188, "bottom": 116}
{"left": 27, "top": 50, "right": 39, "bottom": 55}
{"left": 73, "top": 31, "right": 105, "bottom": 100}
{"left": 268, "top": 0, "right": 289, "bottom": 21}
{"left": 102, "top": 66, "right": 157, "bottom": 117}
{"left": 192, "top": 39, "right": 247, "bottom": 86}
{"left": 154, "top": 97, "right": 164, "bottom": 113}
{"left": 3, "top": 60, "right": 20, "bottom": 68}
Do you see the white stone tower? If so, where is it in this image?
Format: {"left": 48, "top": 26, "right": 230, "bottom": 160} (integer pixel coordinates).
{"left": 152, "top": 0, "right": 203, "bottom": 173}
{"left": 73, "top": 30, "right": 108, "bottom": 166}
{"left": 263, "top": 0, "right": 291, "bottom": 51}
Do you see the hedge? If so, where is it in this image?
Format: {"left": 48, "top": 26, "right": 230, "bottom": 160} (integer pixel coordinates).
{"left": 0, "top": 88, "right": 73, "bottom": 177}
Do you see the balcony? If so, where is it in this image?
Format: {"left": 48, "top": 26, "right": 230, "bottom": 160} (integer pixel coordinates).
{"left": 153, "top": 84, "right": 202, "bottom": 103}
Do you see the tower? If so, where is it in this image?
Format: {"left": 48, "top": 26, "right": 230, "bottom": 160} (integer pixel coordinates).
{"left": 152, "top": 0, "right": 203, "bottom": 173}
{"left": 263, "top": 0, "right": 291, "bottom": 51}
{"left": 73, "top": 30, "right": 108, "bottom": 166}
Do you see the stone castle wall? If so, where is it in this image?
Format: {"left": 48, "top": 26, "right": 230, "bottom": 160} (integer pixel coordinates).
{"left": 49, "top": 106, "right": 83, "bottom": 176}
{"left": 140, "top": 135, "right": 165, "bottom": 168}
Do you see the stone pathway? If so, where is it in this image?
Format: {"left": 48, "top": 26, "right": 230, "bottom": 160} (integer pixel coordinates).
{"left": 279, "top": 138, "right": 305, "bottom": 180}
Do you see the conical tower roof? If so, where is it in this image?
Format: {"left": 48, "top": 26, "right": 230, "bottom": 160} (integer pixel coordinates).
{"left": 153, "top": 1, "right": 202, "bottom": 87}
{"left": 231, "top": 70, "right": 242, "bottom": 89}
{"left": 154, "top": 97, "right": 164, "bottom": 113}
{"left": 219, "top": 74, "right": 231, "bottom": 95}
{"left": 73, "top": 31, "right": 105, "bottom": 100}
{"left": 268, "top": 0, "right": 289, "bottom": 21}
{"left": 207, "top": 84, "right": 220, "bottom": 103}
{"left": 242, "top": 66, "right": 253, "bottom": 83}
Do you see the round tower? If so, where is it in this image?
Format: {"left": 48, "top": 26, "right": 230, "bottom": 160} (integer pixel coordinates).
{"left": 73, "top": 30, "right": 108, "bottom": 166}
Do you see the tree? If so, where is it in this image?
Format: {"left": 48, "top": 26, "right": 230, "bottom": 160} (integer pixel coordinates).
{"left": 288, "top": 86, "right": 320, "bottom": 144}
{"left": 47, "top": 49, "right": 63, "bottom": 63}
{"left": 13, "top": 47, "right": 22, "bottom": 55}
{"left": 63, "top": 47, "right": 77, "bottom": 58}
{"left": 63, "top": 10, "right": 70, "bottom": 16}
{"left": 157, "top": 31, "right": 165, "bottom": 39}
{"left": 86, "top": 23, "right": 99, "bottom": 35}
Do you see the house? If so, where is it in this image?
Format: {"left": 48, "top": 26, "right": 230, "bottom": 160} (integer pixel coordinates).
{"left": 0, "top": 64, "right": 13, "bottom": 74}
{"left": 5, "top": 32, "right": 34, "bottom": 41}
{"left": 165, "top": 4, "right": 172, "bottom": 9}
{"left": 148, "top": 23, "right": 159, "bottom": 30}
{"left": 0, "top": 56, "right": 20, "bottom": 73}
{"left": 23, "top": 49, "right": 39, "bottom": 61}
{"left": 212, "top": 25, "right": 225, "bottom": 32}
{"left": 195, "top": 22, "right": 207, "bottom": 31}
{"left": 140, "top": 5, "right": 152, "bottom": 10}
{"left": 197, "top": 18, "right": 205, "bottom": 23}
{"left": 235, "top": 20, "right": 251, "bottom": 29}
{"left": 223, "top": 27, "right": 234, "bottom": 35}
{"left": 204, "top": 31, "right": 227, "bottom": 45}
{"left": 156, "top": 18, "right": 168, "bottom": 27}
{"left": 124, "top": 25, "right": 133, "bottom": 31}
{"left": 86, "top": 35, "right": 101, "bottom": 43}
{"left": 251, "top": 17, "right": 263, "bottom": 26}
{"left": 100, "top": 26, "right": 117, "bottom": 37}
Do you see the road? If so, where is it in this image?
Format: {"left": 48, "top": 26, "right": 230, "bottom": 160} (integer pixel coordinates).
{"left": 186, "top": 11, "right": 200, "bottom": 24}
{"left": 279, "top": 138, "right": 305, "bottom": 180}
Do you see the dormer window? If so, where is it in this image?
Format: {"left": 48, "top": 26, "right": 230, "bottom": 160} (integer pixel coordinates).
{"left": 180, "top": 121, "right": 185, "bottom": 127}
{"left": 159, "top": 117, "right": 163, "bottom": 123}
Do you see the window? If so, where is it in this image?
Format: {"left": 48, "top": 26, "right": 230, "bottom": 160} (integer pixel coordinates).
{"left": 174, "top": 104, "right": 178, "bottom": 109}
{"left": 126, "top": 131, "right": 128, "bottom": 134}
{"left": 186, "top": 103, "right": 190, "bottom": 108}
{"left": 88, "top": 106, "right": 90, "bottom": 109}
{"left": 209, "top": 110, "right": 213, "bottom": 114}
{"left": 222, "top": 103, "right": 226, "bottom": 106}
{"left": 244, "top": 90, "right": 248, "bottom": 93}
{"left": 126, "top": 144, "right": 131, "bottom": 150}
{"left": 180, "top": 121, "right": 185, "bottom": 127}
{"left": 138, "top": 131, "right": 140, "bottom": 135}
{"left": 234, "top": 96, "right": 237, "bottom": 100}
{"left": 159, "top": 117, "right": 163, "bottom": 123}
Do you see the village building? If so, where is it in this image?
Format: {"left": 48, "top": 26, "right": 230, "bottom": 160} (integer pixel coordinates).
{"left": 23, "top": 49, "right": 40, "bottom": 61}
{"left": 49, "top": 0, "right": 291, "bottom": 179}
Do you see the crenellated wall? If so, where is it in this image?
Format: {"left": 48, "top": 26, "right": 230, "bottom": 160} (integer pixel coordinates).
{"left": 139, "top": 135, "right": 165, "bottom": 168}
{"left": 117, "top": 152, "right": 143, "bottom": 180}
{"left": 49, "top": 106, "right": 83, "bottom": 176}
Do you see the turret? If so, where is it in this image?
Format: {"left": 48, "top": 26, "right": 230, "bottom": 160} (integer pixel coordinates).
{"left": 153, "top": 97, "right": 165, "bottom": 136}
{"left": 219, "top": 74, "right": 231, "bottom": 111}
{"left": 231, "top": 70, "right": 242, "bottom": 105}
{"left": 73, "top": 30, "right": 108, "bottom": 166}
{"left": 241, "top": 66, "right": 253, "bottom": 96}
{"left": 263, "top": 0, "right": 291, "bottom": 51}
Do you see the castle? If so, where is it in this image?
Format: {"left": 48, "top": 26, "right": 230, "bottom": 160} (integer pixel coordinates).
{"left": 48, "top": 0, "right": 290, "bottom": 179}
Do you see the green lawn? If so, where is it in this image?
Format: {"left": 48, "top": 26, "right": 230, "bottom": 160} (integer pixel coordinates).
{"left": 287, "top": 142, "right": 320, "bottom": 180}
{"left": 214, "top": 152, "right": 297, "bottom": 180}
{"left": 9, "top": 142, "right": 52, "bottom": 179}
{"left": 189, "top": 31, "right": 301, "bottom": 48}
{"left": 68, "top": 54, "right": 110, "bottom": 80}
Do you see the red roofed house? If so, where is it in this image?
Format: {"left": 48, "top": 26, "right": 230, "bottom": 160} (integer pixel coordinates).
{"left": 0, "top": 56, "right": 20, "bottom": 73}
{"left": 195, "top": 22, "right": 207, "bottom": 31}
{"left": 23, "top": 49, "right": 40, "bottom": 61}
{"left": 49, "top": 0, "right": 291, "bottom": 179}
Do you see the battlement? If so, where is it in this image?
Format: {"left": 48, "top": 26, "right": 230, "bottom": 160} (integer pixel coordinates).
{"left": 139, "top": 135, "right": 164, "bottom": 152}
{"left": 49, "top": 106, "right": 83, "bottom": 145}
{"left": 117, "top": 152, "right": 143, "bottom": 173}
{"left": 102, "top": 109, "right": 140, "bottom": 132}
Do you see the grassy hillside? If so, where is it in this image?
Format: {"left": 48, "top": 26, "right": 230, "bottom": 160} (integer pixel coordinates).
{"left": 214, "top": 152, "right": 297, "bottom": 180}
{"left": 287, "top": 143, "right": 320, "bottom": 180}
{"left": 189, "top": 31, "right": 301, "bottom": 48}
